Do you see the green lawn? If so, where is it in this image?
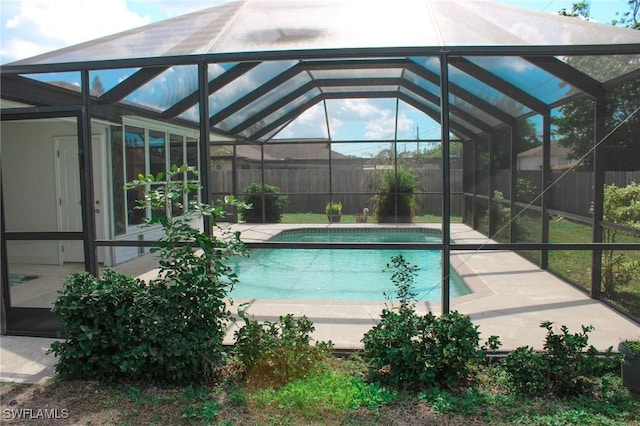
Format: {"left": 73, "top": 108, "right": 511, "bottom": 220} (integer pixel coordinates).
{"left": 510, "top": 216, "right": 640, "bottom": 319}
{"left": 547, "top": 218, "right": 640, "bottom": 319}
{"left": 280, "top": 213, "right": 461, "bottom": 224}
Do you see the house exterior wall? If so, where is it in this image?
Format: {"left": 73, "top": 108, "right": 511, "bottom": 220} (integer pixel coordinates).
{"left": 3, "top": 120, "right": 76, "bottom": 264}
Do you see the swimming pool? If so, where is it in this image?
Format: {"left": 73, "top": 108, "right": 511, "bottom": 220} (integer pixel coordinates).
{"left": 228, "top": 228, "right": 470, "bottom": 302}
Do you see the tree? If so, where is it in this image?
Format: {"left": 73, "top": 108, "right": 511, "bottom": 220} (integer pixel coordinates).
{"left": 91, "top": 75, "right": 104, "bottom": 96}
{"left": 554, "top": 2, "right": 640, "bottom": 171}
{"left": 558, "top": 1, "right": 591, "bottom": 19}
{"left": 601, "top": 183, "right": 640, "bottom": 295}
{"left": 613, "top": 0, "right": 640, "bottom": 29}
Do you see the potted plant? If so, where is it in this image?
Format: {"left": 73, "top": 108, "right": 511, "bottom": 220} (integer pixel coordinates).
{"left": 326, "top": 201, "right": 342, "bottom": 223}
{"left": 619, "top": 340, "right": 640, "bottom": 394}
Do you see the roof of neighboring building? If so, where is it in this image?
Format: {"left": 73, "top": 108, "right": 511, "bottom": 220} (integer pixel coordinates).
{"left": 517, "top": 141, "right": 573, "bottom": 159}
{"left": 212, "top": 144, "right": 280, "bottom": 161}
{"left": 212, "top": 141, "right": 350, "bottom": 160}
{"left": 264, "top": 143, "right": 350, "bottom": 160}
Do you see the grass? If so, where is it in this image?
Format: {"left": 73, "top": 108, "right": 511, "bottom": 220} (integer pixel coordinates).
{"left": 281, "top": 213, "right": 461, "bottom": 224}
{"left": 1, "top": 358, "right": 638, "bottom": 425}
{"left": 546, "top": 217, "right": 640, "bottom": 319}
{"left": 475, "top": 208, "right": 640, "bottom": 320}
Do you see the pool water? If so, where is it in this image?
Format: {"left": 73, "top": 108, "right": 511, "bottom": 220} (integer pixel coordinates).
{"left": 228, "top": 228, "right": 470, "bottom": 302}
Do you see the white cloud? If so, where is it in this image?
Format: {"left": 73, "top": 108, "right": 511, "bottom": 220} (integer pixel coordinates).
{"left": 336, "top": 99, "right": 389, "bottom": 120}
{"left": 333, "top": 99, "right": 397, "bottom": 139}
{"left": 396, "top": 113, "right": 416, "bottom": 136}
{"left": 2, "top": 0, "right": 151, "bottom": 63}
{"left": 276, "top": 103, "right": 329, "bottom": 139}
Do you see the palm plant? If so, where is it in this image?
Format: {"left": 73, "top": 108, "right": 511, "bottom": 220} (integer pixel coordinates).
{"left": 373, "top": 168, "right": 418, "bottom": 223}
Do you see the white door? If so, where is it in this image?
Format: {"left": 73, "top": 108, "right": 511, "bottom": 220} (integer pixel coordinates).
{"left": 55, "top": 137, "right": 84, "bottom": 263}
{"left": 92, "top": 133, "right": 112, "bottom": 266}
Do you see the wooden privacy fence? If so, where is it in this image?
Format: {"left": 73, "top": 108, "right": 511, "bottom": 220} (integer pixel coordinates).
{"left": 488, "top": 170, "right": 640, "bottom": 218}
{"left": 210, "top": 168, "right": 464, "bottom": 216}
{"left": 211, "top": 167, "right": 640, "bottom": 219}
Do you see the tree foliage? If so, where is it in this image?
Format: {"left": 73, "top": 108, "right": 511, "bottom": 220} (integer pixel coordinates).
{"left": 554, "top": 2, "right": 640, "bottom": 171}
{"left": 558, "top": 1, "right": 591, "bottom": 19}
{"left": 613, "top": 0, "right": 640, "bottom": 29}
{"left": 601, "top": 182, "right": 640, "bottom": 294}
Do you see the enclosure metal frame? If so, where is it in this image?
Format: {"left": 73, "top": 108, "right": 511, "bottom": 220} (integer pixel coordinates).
{"left": 2, "top": 42, "right": 640, "bottom": 335}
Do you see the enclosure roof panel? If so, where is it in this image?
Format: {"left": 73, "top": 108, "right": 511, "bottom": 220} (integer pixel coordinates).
{"left": 6, "top": 0, "right": 640, "bottom": 67}
{"left": 2, "top": 0, "right": 640, "bottom": 144}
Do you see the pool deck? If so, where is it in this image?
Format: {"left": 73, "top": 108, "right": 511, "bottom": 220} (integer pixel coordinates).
{"left": 2, "top": 223, "right": 638, "bottom": 383}
{"left": 222, "top": 223, "right": 639, "bottom": 351}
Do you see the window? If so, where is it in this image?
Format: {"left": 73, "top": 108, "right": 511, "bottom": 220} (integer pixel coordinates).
{"left": 117, "top": 121, "right": 199, "bottom": 233}
{"left": 125, "top": 125, "right": 146, "bottom": 227}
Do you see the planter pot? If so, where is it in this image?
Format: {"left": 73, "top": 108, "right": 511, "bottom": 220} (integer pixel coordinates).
{"left": 619, "top": 342, "right": 640, "bottom": 394}
{"left": 327, "top": 214, "right": 341, "bottom": 223}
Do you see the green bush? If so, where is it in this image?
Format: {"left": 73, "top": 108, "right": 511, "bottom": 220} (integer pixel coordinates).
{"left": 50, "top": 271, "right": 150, "bottom": 381}
{"left": 479, "top": 190, "right": 529, "bottom": 242}
{"left": 601, "top": 182, "right": 640, "bottom": 295}
{"left": 240, "top": 183, "right": 288, "bottom": 223}
{"left": 234, "top": 312, "right": 333, "bottom": 389}
{"left": 373, "top": 168, "right": 418, "bottom": 223}
{"left": 503, "top": 321, "right": 620, "bottom": 396}
{"left": 50, "top": 165, "right": 246, "bottom": 383}
{"left": 361, "top": 255, "right": 500, "bottom": 389}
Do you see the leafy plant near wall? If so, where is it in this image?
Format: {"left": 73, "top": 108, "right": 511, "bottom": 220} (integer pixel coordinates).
{"left": 516, "top": 177, "right": 540, "bottom": 204}
{"left": 240, "top": 182, "right": 289, "bottom": 223}
{"left": 361, "top": 255, "right": 501, "bottom": 389}
{"left": 479, "top": 190, "right": 529, "bottom": 242}
{"left": 50, "top": 165, "right": 247, "bottom": 383}
{"left": 373, "top": 168, "right": 418, "bottom": 223}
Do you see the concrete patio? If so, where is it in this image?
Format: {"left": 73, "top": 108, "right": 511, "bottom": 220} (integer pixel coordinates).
{"left": 2, "top": 223, "right": 638, "bottom": 384}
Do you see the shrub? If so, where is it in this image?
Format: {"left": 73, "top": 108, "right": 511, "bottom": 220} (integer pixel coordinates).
{"left": 240, "top": 183, "right": 288, "bottom": 223}
{"left": 361, "top": 255, "right": 500, "bottom": 389}
{"left": 234, "top": 312, "right": 333, "bottom": 389}
{"left": 479, "top": 190, "right": 529, "bottom": 242}
{"left": 601, "top": 182, "right": 640, "bottom": 295}
{"left": 50, "top": 271, "right": 150, "bottom": 381}
{"left": 373, "top": 168, "right": 418, "bottom": 223}
{"left": 50, "top": 165, "right": 247, "bottom": 383}
{"left": 503, "top": 321, "right": 620, "bottom": 396}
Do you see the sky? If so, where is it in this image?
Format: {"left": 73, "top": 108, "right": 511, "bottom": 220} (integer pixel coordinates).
{"left": 0, "top": 0, "right": 634, "bottom": 152}
{"left": 1, "top": 0, "right": 633, "bottom": 65}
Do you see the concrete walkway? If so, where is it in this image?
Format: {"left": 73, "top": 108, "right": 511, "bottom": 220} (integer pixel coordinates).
{"left": 0, "top": 336, "right": 58, "bottom": 384}
{"left": 2, "top": 223, "right": 638, "bottom": 384}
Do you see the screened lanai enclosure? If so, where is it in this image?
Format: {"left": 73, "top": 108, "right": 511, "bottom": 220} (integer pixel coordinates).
{"left": 1, "top": 0, "right": 640, "bottom": 338}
